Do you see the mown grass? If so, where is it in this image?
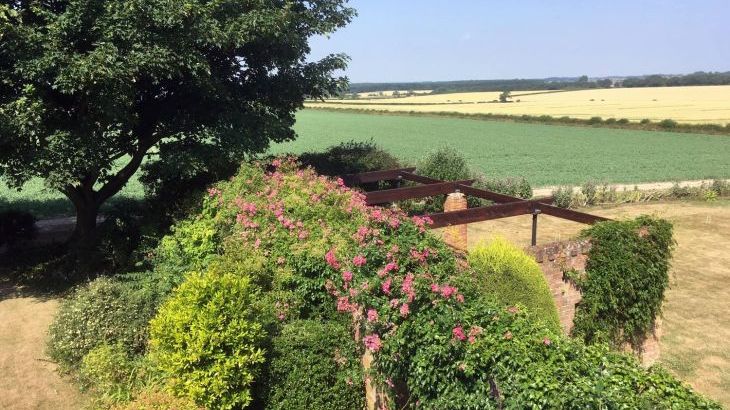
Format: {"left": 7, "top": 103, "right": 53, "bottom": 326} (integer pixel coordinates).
{"left": 0, "top": 177, "right": 145, "bottom": 219}
{"left": 278, "top": 110, "right": 730, "bottom": 186}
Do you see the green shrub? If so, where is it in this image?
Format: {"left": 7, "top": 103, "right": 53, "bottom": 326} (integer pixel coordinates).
{"left": 48, "top": 277, "right": 161, "bottom": 368}
{"left": 149, "top": 269, "right": 267, "bottom": 410}
{"left": 475, "top": 175, "right": 532, "bottom": 199}
{"left": 417, "top": 146, "right": 471, "bottom": 182}
{"left": 262, "top": 320, "right": 364, "bottom": 410}
{"left": 378, "top": 294, "right": 719, "bottom": 409}
{"left": 617, "top": 118, "right": 630, "bottom": 124}
{"left": 658, "top": 119, "right": 679, "bottom": 129}
{"left": 468, "top": 237, "right": 560, "bottom": 332}
{"left": 416, "top": 146, "right": 474, "bottom": 211}
{"left": 552, "top": 186, "right": 573, "bottom": 208}
{"left": 573, "top": 216, "right": 674, "bottom": 349}
{"left": 79, "top": 344, "right": 155, "bottom": 404}
{"left": 605, "top": 117, "right": 617, "bottom": 124}
{"left": 298, "top": 139, "right": 401, "bottom": 178}
{"left": 587, "top": 116, "right": 603, "bottom": 124}
{"left": 581, "top": 180, "right": 598, "bottom": 205}
{"left": 640, "top": 118, "right": 652, "bottom": 124}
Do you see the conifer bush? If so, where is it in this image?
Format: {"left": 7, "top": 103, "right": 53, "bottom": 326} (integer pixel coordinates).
{"left": 468, "top": 237, "right": 560, "bottom": 332}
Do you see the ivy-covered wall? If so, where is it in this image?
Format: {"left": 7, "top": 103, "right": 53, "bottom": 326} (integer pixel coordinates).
{"left": 527, "top": 217, "right": 673, "bottom": 365}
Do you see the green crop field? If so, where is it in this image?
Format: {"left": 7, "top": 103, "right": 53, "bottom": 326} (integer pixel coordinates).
{"left": 3, "top": 109, "right": 730, "bottom": 218}
{"left": 277, "top": 110, "right": 730, "bottom": 186}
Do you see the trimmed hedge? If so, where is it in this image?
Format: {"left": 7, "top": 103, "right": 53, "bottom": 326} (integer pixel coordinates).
{"left": 47, "top": 277, "right": 160, "bottom": 368}
{"left": 468, "top": 237, "right": 560, "bottom": 332}
{"left": 262, "top": 320, "right": 364, "bottom": 410}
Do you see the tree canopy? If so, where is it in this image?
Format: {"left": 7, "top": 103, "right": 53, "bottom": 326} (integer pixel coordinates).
{"left": 0, "top": 0, "right": 354, "bottom": 243}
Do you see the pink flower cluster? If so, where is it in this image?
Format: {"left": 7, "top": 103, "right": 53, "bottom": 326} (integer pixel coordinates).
{"left": 401, "top": 273, "right": 416, "bottom": 302}
{"left": 337, "top": 296, "right": 355, "bottom": 312}
{"left": 411, "top": 215, "right": 434, "bottom": 232}
{"left": 452, "top": 326, "right": 466, "bottom": 341}
{"left": 381, "top": 277, "right": 392, "bottom": 295}
{"left": 363, "top": 334, "right": 382, "bottom": 352}
{"left": 326, "top": 248, "right": 341, "bottom": 269}
{"left": 378, "top": 261, "right": 398, "bottom": 277}
{"left": 409, "top": 247, "right": 431, "bottom": 264}
{"left": 468, "top": 326, "right": 482, "bottom": 344}
{"left": 352, "top": 255, "right": 367, "bottom": 267}
{"left": 207, "top": 187, "right": 222, "bottom": 198}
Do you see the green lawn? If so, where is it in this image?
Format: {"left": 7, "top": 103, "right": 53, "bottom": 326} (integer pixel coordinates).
{"left": 0, "top": 176, "right": 145, "bottom": 218}
{"left": 277, "top": 110, "right": 730, "bottom": 186}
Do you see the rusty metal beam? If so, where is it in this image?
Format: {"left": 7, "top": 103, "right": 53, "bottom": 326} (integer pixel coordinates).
{"left": 538, "top": 204, "right": 611, "bottom": 225}
{"left": 365, "top": 180, "right": 474, "bottom": 205}
{"left": 341, "top": 167, "right": 416, "bottom": 186}
{"left": 427, "top": 200, "right": 538, "bottom": 228}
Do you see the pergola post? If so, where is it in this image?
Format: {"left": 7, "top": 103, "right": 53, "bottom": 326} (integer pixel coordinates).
{"left": 442, "top": 191, "right": 468, "bottom": 250}
{"left": 531, "top": 209, "right": 541, "bottom": 246}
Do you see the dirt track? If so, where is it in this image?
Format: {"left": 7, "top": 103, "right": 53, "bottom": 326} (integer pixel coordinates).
{"left": 0, "top": 290, "right": 85, "bottom": 409}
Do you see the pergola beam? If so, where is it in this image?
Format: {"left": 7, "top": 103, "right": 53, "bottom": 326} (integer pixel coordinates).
{"left": 427, "top": 200, "right": 538, "bottom": 228}
{"left": 365, "top": 180, "right": 475, "bottom": 205}
{"left": 341, "top": 167, "right": 416, "bottom": 185}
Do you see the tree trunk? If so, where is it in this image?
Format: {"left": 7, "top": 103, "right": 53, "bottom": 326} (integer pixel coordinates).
{"left": 63, "top": 185, "right": 102, "bottom": 251}
{"left": 71, "top": 199, "right": 101, "bottom": 247}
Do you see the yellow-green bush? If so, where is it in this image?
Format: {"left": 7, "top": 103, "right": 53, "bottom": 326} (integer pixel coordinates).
{"left": 111, "top": 390, "right": 200, "bottom": 410}
{"left": 468, "top": 237, "right": 560, "bottom": 332}
{"left": 78, "top": 343, "right": 156, "bottom": 405}
{"left": 149, "top": 269, "right": 266, "bottom": 409}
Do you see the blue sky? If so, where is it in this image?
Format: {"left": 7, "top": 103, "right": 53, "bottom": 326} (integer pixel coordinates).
{"left": 308, "top": 0, "right": 730, "bottom": 82}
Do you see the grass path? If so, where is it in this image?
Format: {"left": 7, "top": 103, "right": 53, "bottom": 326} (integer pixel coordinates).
{"left": 464, "top": 200, "right": 730, "bottom": 406}
{"left": 0, "top": 291, "right": 85, "bottom": 409}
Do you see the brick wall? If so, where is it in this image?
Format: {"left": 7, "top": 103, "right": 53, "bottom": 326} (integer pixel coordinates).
{"left": 526, "top": 239, "right": 661, "bottom": 366}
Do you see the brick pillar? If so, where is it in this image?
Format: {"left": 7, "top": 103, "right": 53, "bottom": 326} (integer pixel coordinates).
{"left": 442, "top": 192, "right": 468, "bottom": 250}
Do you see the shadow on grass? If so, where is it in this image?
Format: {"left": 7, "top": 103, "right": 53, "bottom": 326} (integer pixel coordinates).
{"left": 0, "top": 195, "right": 144, "bottom": 219}
{"left": 0, "top": 195, "right": 147, "bottom": 300}
{"left": 0, "top": 198, "right": 73, "bottom": 219}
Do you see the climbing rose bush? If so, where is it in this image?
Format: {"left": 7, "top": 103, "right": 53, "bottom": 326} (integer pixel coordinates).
{"left": 186, "top": 158, "right": 717, "bottom": 409}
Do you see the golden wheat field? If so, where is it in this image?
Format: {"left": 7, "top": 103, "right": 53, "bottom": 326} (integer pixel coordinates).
{"left": 310, "top": 85, "right": 730, "bottom": 125}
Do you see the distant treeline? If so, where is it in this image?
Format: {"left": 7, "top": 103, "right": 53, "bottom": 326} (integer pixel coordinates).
{"left": 621, "top": 71, "right": 730, "bottom": 87}
{"left": 347, "top": 71, "right": 730, "bottom": 94}
{"left": 348, "top": 76, "right": 609, "bottom": 94}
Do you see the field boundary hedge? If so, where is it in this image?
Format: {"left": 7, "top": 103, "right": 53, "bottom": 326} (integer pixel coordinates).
{"left": 306, "top": 106, "right": 730, "bottom": 136}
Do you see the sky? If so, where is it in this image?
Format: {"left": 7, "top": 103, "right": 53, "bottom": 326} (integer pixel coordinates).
{"left": 308, "top": 0, "right": 730, "bottom": 83}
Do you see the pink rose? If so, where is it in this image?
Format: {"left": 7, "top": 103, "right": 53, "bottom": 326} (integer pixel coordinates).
{"left": 452, "top": 326, "right": 466, "bottom": 341}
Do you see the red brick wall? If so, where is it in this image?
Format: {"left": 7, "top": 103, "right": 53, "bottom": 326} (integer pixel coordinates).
{"left": 526, "top": 239, "right": 661, "bottom": 366}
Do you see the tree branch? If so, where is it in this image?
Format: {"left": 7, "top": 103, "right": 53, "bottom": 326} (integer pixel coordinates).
{"left": 95, "top": 137, "right": 158, "bottom": 204}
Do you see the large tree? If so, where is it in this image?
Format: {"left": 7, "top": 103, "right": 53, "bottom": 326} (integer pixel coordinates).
{"left": 0, "top": 0, "right": 354, "bottom": 245}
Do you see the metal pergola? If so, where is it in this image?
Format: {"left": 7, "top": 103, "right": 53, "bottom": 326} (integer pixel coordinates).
{"left": 342, "top": 168, "right": 610, "bottom": 245}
